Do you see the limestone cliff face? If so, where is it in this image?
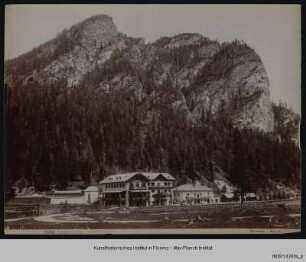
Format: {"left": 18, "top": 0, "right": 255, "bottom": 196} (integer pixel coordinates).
{"left": 272, "top": 103, "right": 300, "bottom": 142}
{"left": 188, "top": 45, "right": 275, "bottom": 132}
{"left": 40, "top": 15, "right": 125, "bottom": 87}
{"left": 130, "top": 36, "right": 275, "bottom": 132}
{"left": 5, "top": 15, "right": 276, "bottom": 133}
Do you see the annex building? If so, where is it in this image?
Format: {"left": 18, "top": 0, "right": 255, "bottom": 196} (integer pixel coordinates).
{"left": 173, "top": 183, "right": 220, "bottom": 205}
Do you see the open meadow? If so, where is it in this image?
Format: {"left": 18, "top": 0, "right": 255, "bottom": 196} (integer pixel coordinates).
{"left": 5, "top": 199, "right": 301, "bottom": 233}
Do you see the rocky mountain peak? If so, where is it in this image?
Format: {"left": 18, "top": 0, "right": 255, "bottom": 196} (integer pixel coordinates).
{"left": 5, "top": 15, "right": 280, "bottom": 133}
{"left": 165, "top": 33, "right": 205, "bottom": 48}
{"left": 75, "top": 14, "right": 118, "bottom": 48}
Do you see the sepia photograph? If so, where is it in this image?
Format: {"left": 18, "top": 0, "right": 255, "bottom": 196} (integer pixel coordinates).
{"left": 3, "top": 4, "right": 302, "bottom": 234}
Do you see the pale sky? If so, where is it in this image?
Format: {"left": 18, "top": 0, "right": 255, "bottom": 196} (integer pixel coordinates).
{"left": 5, "top": 4, "right": 301, "bottom": 114}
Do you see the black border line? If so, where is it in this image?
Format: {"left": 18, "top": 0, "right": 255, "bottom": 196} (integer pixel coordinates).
{"left": 0, "top": 0, "right": 5, "bottom": 240}
{"left": 300, "top": 0, "right": 305, "bottom": 238}
{"left": 0, "top": 0, "right": 305, "bottom": 240}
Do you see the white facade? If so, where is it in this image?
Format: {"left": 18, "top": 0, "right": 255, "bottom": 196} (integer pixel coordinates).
{"left": 148, "top": 180, "right": 174, "bottom": 206}
{"left": 84, "top": 186, "right": 99, "bottom": 204}
{"left": 173, "top": 183, "right": 220, "bottom": 205}
{"left": 145, "top": 173, "right": 175, "bottom": 205}
{"left": 50, "top": 186, "right": 99, "bottom": 205}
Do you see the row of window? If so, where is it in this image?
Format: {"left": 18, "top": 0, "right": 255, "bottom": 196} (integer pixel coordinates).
{"left": 105, "top": 183, "right": 125, "bottom": 189}
{"left": 174, "top": 192, "right": 210, "bottom": 197}
{"left": 148, "top": 182, "right": 172, "bottom": 187}
{"left": 130, "top": 183, "right": 146, "bottom": 188}
{"left": 151, "top": 189, "right": 171, "bottom": 193}
{"left": 104, "top": 182, "right": 173, "bottom": 189}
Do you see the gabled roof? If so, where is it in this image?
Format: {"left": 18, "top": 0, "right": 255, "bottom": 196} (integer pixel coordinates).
{"left": 99, "top": 172, "right": 176, "bottom": 184}
{"left": 173, "top": 184, "right": 213, "bottom": 192}
{"left": 142, "top": 172, "right": 176, "bottom": 181}
{"left": 84, "top": 186, "right": 98, "bottom": 192}
{"left": 99, "top": 172, "right": 138, "bottom": 184}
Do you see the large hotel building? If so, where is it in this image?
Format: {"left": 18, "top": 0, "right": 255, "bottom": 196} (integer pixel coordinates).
{"left": 98, "top": 172, "right": 176, "bottom": 207}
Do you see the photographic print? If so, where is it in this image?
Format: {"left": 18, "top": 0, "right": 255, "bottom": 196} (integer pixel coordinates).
{"left": 4, "top": 4, "right": 302, "bottom": 234}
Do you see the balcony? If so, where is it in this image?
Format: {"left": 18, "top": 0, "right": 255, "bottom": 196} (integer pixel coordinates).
{"left": 129, "top": 184, "right": 148, "bottom": 191}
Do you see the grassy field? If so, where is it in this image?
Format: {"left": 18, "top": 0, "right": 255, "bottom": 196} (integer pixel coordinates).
{"left": 4, "top": 199, "right": 301, "bottom": 232}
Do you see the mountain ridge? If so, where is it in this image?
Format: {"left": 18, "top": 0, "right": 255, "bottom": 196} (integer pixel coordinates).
{"left": 5, "top": 14, "right": 275, "bottom": 132}
{"left": 5, "top": 14, "right": 300, "bottom": 192}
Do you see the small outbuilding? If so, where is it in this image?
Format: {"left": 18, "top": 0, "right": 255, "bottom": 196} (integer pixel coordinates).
{"left": 84, "top": 186, "right": 99, "bottom": 204}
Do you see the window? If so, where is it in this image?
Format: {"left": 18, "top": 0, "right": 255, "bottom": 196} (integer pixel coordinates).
{"left": 142, "top": 183, "right": 145, "bottom": 187}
